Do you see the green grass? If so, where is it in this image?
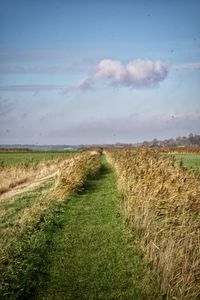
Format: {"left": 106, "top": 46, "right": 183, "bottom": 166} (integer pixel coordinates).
{"left": 36, "top": 159, "right": 160, "bottom": 300}
{"left": 0, "top": 151, "right": 75, "bottom": 167}
{"left": 0, "top": 200, "right": 66, "bottom": 300}
{"left": 172, "top": 153, "right": 200, "bottom": 171}
{"left": 0, "top": 179, "right": 53, "bottom": 230}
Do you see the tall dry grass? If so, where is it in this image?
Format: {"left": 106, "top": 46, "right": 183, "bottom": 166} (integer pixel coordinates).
{"left": 53, "top": 151, "right": 101, "bottom": 200}
{"left": 0, "top": 156, "right": 68, "bottom": 196}
{"left": 106, "top": 148, "right": 200, "bottom": 299}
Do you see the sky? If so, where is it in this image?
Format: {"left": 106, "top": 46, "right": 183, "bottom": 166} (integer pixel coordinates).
{"left": 0, "top": 0, "right": 200, "bottom": 145}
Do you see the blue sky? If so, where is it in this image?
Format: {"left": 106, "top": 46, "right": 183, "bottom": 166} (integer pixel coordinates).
{"left": 0, "top": 0, "right": 200, "bottom": 144}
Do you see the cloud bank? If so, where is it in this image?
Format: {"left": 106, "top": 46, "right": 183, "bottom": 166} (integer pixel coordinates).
{"left": 43, "top": 111, "right": 200, "bottom": 144}
{"left": 1, "top": 110, "right": 199, "bottom": 144}
{"left": 77, "top": 59, "right": 169, "bottom": 89}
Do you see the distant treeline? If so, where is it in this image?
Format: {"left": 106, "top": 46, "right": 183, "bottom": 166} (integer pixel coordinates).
{"left": 142, "top": 134, "right": 200, "bottom": 148}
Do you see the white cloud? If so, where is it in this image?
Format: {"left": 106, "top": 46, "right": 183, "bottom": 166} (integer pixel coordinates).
{"left": 94, "top": 59, "right": 126, "bottom": 83}
{"left": 76, "top": 78, "right": 92, "bottom": 90}
{"left": 77, "top": 58, "right": 169, "bottom": 89}
{"left": 126, "top": 60, "right": 168, "bottom": 87}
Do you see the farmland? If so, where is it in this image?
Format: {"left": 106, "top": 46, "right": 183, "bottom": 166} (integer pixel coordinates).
{"left": 0, "top": 151, "right": 75, "bottom": 167}
{"left": 0, "top": 148, "right": 200, "bottom": 299}
{"left": 173, "top": 153, "right": 200, "bottom": 171}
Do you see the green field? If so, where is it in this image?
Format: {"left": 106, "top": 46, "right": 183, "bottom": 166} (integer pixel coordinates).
{"left": 0, "top": 151, "right": 75, "bottom": 167}
{"left": 173, "top": 153, "right": 200, "bottom": 171}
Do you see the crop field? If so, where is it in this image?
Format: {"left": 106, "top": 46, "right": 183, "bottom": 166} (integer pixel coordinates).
{"left": 172, "top": 153, "right": 200, "bottom": 171}
{"left": 0, "top": 151, "right": 75, "bottom": 167}
{"left": 0, "top": 148, "right": 200, "bottom": 300}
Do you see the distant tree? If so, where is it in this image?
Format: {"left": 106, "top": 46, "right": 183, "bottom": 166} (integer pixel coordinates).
{"left": 141, "top": 133, "right": 200, "bottom": 148}
{"left": 143, "top": 141, "right": 149, "bottom": 147}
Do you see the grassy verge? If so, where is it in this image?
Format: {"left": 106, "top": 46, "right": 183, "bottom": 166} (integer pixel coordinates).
{"left": 36, "top": 158, "right": 160, "bottom": 300}
{"left": 0, "top": 199, "right": 67, "bottom": 299}
{"left": 0, "top": 180, "right": 53, "bottom": 225}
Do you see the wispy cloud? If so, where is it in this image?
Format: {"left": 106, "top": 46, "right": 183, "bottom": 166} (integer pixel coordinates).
{"left": 0, "top": 84, "right": 67, "bottom": 92}
{"left": 0, "top": 48, "right": 76, "bottom": 61}
{"left": 0, "top": 99, "right": 14, "bottom": 117}
{"left": 0, "top": 64, "right": 90, "bottom": 74}
{"left": 171, "top": 62, "right": 200, "bottom": 70}
{"left": 161, "top": 111, "right": 200, "bottom": 121}
{"left": 77, "top": 59, "right": 169, "bottom": 89}
{"left": 76, "top": 78, "right": 93, "bottom": 90}
{"left": 1, "top": 59, "right": 200, "bottom": 93}
{"left": 48, "top": 111, "right": 200, "bottom": 144}
{"left": 1, "top": 110, "right": 199, "bottom": 144}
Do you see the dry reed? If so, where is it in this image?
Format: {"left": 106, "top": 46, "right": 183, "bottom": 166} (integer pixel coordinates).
{"left": 0, "top": 156, "right": 68, "bottom": 196}
{"left": 106, "top": 148, "right": 200, "bottom": 300}
{"left": 53, "top": 151, "right": 101, "bottom": 200}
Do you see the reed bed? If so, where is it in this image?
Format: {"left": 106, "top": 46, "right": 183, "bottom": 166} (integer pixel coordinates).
{"left": 53, "top": 151, "right": 101, "bottom": 200}
{"left": 106, "top": 148, "right": 200, "bottom": 300}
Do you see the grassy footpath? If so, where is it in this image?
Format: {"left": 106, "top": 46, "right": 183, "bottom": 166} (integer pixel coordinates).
{"left": 37, "top": 158, "right": 159, "bottom": 300}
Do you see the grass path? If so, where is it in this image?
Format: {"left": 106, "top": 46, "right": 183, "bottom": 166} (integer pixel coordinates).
{"left": 36, "top": 158, "right": 157, "bottom": 300}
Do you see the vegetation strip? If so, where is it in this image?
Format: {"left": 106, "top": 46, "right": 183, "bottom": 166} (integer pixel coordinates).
{"left": 106, "top": 148, "right": 200, "bottom": 300}
{"left": 0, "top": 152, "right": 101, "bottom": 299}
{"left": 36, "top": 158, "right": 159, "bottom": 300}
{"left": 0, "top": 186, "right": 60, "bottom": 299}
